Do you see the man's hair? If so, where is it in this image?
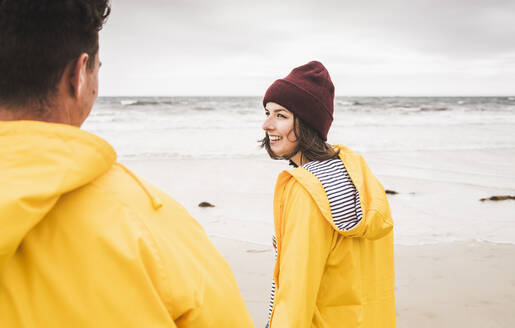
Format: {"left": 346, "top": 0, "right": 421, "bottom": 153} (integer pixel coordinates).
{"left": 260, "top": 115, "right": 339, "bottom": 166}
{"left": 0, "top": 0, "right": 111, "bottom": 109}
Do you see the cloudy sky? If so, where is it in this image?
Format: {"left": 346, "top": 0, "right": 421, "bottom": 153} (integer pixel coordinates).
{"left": 98, "top": 0, "right": 515, "bottom": 96}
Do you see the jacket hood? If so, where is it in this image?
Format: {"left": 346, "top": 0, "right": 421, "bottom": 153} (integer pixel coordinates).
{"left": 0, "top": 121, "right": 116, "bottom": 270}
{"left": 285, "top": 145, "right": 393, "bottom": 240}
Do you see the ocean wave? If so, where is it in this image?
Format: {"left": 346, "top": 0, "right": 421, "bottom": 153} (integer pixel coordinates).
{"left": 330, "top": 120, "right": 515, "bottom": 128}
{"left": 419, "top": 107, "right": 449, "bottom": 112}
{"left": 115, "top": 144, "right": 515, "bottom": 161}
{"left": 193, "top": 106, "right": 216, "bottom": 111}
{"left": 336, "top": 100, "right": 353, "bottom": 106}
{"left": 129, "top": 100, "right": 164, "bottom": 106}
{"left": 120, "top": 99, "right": 138, "bottom": 106}
{"left": 117, "top": 99, "right": 185, "bottom": 107}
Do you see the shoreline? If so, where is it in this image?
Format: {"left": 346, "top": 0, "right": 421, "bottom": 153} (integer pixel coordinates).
{"left": 209, "top": 232, "right": 515, "bottom": 247}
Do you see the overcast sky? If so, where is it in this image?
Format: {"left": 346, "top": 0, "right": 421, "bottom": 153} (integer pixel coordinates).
{"left": 98, "top": 0, "right": 515, "bottom": 96}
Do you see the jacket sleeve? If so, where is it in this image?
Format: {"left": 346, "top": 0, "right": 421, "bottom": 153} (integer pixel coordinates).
{"left": 270, "top": 180, "right": 334, "bottom": 328}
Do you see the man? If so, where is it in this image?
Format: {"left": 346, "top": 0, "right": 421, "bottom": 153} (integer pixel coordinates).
{"left": 0, "top": 1, "right": 254, "bottom": 327}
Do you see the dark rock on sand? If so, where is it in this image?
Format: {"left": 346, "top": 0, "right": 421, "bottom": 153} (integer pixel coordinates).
{"left": 480, "top": 195, "right": 515, "bottom": 202}
{"left": 198, "top": 201, "right": 215, "bottom": 208}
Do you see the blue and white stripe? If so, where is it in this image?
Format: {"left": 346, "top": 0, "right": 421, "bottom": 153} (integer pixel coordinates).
{"left": 267, "top": 236, "right": 277, "bottom": 324}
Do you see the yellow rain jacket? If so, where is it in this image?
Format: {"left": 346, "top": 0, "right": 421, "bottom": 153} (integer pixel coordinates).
{"left": 0, "top": 121, "right": 254, "bottom": 327}
{"left": 268, "top": 145, "right": 395, "bottom": 328}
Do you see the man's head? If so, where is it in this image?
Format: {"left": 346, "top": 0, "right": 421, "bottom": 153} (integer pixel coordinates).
{"left": 0, "top": 0, "right": 111, "bottom": 126}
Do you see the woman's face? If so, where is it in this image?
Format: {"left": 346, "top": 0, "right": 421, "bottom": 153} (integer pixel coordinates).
{"left": 262, "top": 102, "right": 299, "bottom": 158}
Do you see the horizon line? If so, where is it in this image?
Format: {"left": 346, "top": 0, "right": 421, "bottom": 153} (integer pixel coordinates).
{"left": 98, "top": 94, "right": 515, "bottom": 98}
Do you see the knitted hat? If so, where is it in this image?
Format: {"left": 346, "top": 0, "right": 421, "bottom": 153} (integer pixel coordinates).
{"left": 263, "top": 61, "right": 334, "bottom": 140}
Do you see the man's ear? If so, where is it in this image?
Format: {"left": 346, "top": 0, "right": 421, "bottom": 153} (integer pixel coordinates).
{"left": 69, "top": 53, "right": 90, "bottom": 98}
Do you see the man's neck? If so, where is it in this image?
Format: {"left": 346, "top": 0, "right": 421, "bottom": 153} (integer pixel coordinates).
{"left": 0, "top": 105, "right": 49, "bottom": 122}
{"left": 0, "top": 102, "right": 81, "bottom": 127}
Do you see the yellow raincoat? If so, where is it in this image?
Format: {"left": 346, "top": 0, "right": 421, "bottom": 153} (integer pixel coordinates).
{"left": 268, "top": 145, "right": 395, "bottom": 327}
{"left": 0, "top": 121, "right": 254, "bottom": 327}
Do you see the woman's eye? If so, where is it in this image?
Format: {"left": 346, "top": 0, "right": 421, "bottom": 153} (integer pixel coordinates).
{"left": 265, "top": 112, "right": 270, "bottom": 116}
{"left": 277, "top": 114, "right": 286, "bottom": 118}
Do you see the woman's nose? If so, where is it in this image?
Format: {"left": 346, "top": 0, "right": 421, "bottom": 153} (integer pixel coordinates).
{"left": 262, "top": 116, "right": 273, "bottom": 131}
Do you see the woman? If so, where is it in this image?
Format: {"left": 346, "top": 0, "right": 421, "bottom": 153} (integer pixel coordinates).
{"left": 261, "top": 61, "right": 396, "bottom": 328}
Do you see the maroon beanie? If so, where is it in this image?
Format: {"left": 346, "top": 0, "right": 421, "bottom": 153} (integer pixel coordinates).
{"left": 263, "top": 61, "right": 334, "bottom": 140}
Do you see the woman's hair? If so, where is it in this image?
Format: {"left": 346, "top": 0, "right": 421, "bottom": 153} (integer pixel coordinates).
{"left": 260, "top": 114, "right": 339, "bottom": 167}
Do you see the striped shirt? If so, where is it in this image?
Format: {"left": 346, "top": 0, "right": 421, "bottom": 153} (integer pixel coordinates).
{"left": 303, "top": 158, "right": 363, "bottom": 231}
{"left": 267, "top": 158, "right": 363, "bottom": 325}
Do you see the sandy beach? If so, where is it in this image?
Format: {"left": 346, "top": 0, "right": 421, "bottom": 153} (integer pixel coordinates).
{"left": 211, "top": 237, "right": 515, "bottom": 327}
{"left": 123, "top": 146, "right": 515, "bottom": 327}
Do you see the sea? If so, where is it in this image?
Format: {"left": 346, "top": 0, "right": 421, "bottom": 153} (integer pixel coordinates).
{"left": 85, "top": 96, "right": 515, "bottom": 160}
{"left": 83, "top": 96, "right": 515, "bottom": 246}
